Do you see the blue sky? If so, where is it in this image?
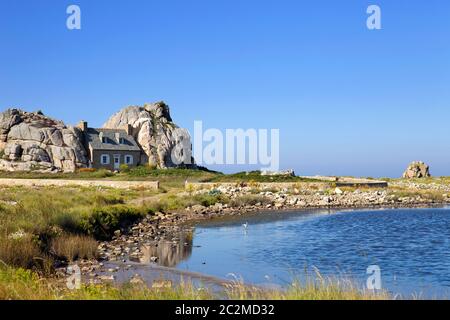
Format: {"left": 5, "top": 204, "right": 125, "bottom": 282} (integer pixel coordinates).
{"left": 0, "top": 0, "right": 449, "bottom": 177}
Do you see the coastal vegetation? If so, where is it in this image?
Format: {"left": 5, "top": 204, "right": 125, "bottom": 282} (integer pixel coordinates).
{"left": 1, "top": 169, "right": 450, "bottom": 300}
{"left": 0, "top": 186, "right": 155, "bottom": 272}
{"left": 0, "top": 265, "right": 388, "bottom": 300}
{"left": 0, "top": 167, "right": 320, "bottom": 186}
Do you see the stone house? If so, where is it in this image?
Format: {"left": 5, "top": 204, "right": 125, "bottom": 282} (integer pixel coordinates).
{"left": 77, "top": 121, "right": 145, "bottom": 170}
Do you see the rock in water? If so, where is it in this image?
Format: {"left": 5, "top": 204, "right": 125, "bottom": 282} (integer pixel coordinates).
{"left": 103, "top": 101, "right": 195, "bottom": 168}
{"left": 0, "top": 109, "right": 88, "bottom": 172}
{"left": 402, "top": 161, "right": 431, "bottom": 179}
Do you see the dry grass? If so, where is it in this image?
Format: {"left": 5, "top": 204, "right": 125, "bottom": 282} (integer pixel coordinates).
{"left": 225, "top": 277, "right": 389, "bottom": 300}
{"left": 0, "top": 186, "right": 153, "bottom": 273}
{"left": 51, "top": 235, "right": 98, "bottom": 262}
{"left": 0, "top": 235, "right": 42, "bottom": 269}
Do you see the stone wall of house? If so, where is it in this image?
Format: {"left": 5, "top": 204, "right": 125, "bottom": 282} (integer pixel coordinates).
{"left": 90, "top": 150, "right": 142, "bottom": 171}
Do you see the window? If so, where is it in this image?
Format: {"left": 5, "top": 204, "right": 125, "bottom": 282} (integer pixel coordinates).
{"left": 100, "top": 154, "right": 110, "bottom": 165}
{"left": 102, "top": 137, "right": 108, "bottom": 144}
{"left": 125, "top": 155, "right": 133, "bottom": 165}
{"left": 119, "top": 138, "right": 126, "bottom": 144}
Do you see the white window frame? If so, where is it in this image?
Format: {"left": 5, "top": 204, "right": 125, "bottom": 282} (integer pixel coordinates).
{"left": 100, "top": 154, "right": 110, "bottom": 165}
{"left": 125, "top": 155, "right": 133, "bottom": 165}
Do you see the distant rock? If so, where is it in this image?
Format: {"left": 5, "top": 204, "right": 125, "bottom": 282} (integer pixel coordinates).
{"left": 103, "top": 101, "right": 195, "bottom": 168}
{"left": 402, "top": 161, "right": 431, "bottom": 179}
{"left": 0, "top": 109, "right": 88, "bottom": 172}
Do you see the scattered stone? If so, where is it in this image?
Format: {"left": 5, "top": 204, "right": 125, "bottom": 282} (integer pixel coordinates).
{"left": 152, "top": 280, "right": 172, "bottom": 289}
{"left": 130, "top": 275, "right": 145, "bottom": 285}
{"left": 99, "top": 275, "right": 115, "bottom": 281}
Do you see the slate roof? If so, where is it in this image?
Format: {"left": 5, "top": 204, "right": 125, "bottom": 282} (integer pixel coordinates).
{"left": 85, "top": 128, "right": 142, "bottom": 152}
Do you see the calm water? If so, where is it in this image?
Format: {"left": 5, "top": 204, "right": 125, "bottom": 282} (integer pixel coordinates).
{"left": 157, "top": 208, "right": 450, "bottom": 297}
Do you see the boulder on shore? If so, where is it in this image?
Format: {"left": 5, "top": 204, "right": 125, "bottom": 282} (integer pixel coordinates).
{"left": 402, "top": 161, "right": 431, "bottom": 179}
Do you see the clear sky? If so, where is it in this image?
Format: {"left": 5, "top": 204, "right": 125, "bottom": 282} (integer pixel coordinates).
{"left": 0, "top": 0, "right": 449, "bottom": 177}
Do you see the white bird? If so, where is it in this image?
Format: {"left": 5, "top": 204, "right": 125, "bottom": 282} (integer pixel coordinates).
{"left": 242, "top": 222, "right": 248, "bottom": 229}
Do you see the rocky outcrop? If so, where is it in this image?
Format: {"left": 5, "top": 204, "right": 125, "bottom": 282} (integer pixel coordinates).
{"left": 0, "top": 102, "right": 194, "bottom": 172}
{"left": 402, "top": 161, "right": 431, "bottom": 179}
{"left": 261, "top": 169, "right": 295, "bottom": 177}
{"left": 103, "top": 101, "right": 195, "bottom": 168}
{"left": 0, "top": 109, "right": 88, "bottom": 172}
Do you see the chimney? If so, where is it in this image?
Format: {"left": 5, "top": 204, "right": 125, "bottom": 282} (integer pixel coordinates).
{"left": 77, "top": 120, "right": 88, "bottom": 132}
{"left": 125, "top": 124, "right": 133, "bottom": 136}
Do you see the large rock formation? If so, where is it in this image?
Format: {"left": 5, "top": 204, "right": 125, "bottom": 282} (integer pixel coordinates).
{"left": 0, "top": 102, "right": 194, "bottom": 172}
{"left": 0, "top": 109, "right": 88, "bottom": 172}
{"left": 402, "top": 161, "right": 431, "bottom": 179}
{"left": 103, "top": 102, "right": 194, "bottom": 168}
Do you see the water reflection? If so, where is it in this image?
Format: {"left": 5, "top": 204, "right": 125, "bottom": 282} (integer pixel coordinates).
{"left": 140, "top": 232, "right": 193, "bottom": 267}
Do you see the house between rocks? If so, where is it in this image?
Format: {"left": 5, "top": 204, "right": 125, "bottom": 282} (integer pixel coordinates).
{"left": 76, "top": 121, "right": 146, "bottom": 171}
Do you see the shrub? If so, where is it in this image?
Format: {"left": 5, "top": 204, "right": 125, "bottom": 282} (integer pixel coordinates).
{"left": 51, "top": 212, "right": 81, "bottom": 234}
{"left": 91, "top": 169, "right": 114, "bottom": 178}
{"left": 185, "top": 183, "right": 195, "bottom": 195}
{"left": 80, "top": 205, "right": 145, "bottom": 240}
{"left": 128, "top": 165, "right": 155, "bottom": 177}
{"left": 93, "top": 194, "right": 124, "bottom": 206}
{"left": 229, "top": 195, "right": 271, "bottom": 208}
{"left": 194, "top": 193, "right": 224, "bottom": 207}
{"left": 51, "top": 235, "right": 98, "bottom": 262}
{"left": 119, "top": 164, "right": 130, "bottom": 173}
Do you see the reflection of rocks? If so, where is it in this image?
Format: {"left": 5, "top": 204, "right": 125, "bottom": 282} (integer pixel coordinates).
{"left": 140, "top": 236, "right": 192, "bottom": 267}
{"left": 97, "top": 212, "right": 195, "bottom": 270}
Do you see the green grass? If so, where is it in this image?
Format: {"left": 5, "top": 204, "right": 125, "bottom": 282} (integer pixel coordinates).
{"left": 0, "top": 167, "right": 219, "bottom": 188}
{"left": 0, "top": 185, "right": 158, "bottom": 272}
{"left": 205, "top": 171, "right": 323, "bottom": 183}
{"left": 0, "top": 266, "right": 389, "bottom": 300}
{"left": 0, "top": 168, "right": 323, "bottom": 186}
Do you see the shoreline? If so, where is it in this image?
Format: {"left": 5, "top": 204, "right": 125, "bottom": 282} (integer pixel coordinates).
{"left": 80, "top": 198, "right": 450, "bottom": 286}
